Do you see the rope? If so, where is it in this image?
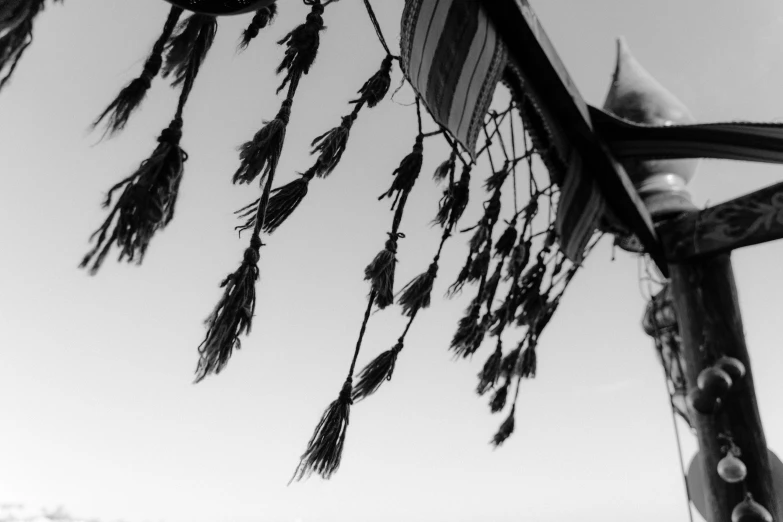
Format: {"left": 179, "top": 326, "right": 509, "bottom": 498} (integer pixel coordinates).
{"left": 362, "top": 0, "right": 394, "bottom": 57}
{"left": 643, "top": 259, "right": 695, "bottom": 522}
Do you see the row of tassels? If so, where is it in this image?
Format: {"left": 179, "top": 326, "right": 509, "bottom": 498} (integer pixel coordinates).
{"left": 63, "top": 0, "right": 594, "bottom": 480}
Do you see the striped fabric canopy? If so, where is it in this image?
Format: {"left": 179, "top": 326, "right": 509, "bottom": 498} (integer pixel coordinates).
{"left": 400, "top": 0, "right": 507, "bottom": 158}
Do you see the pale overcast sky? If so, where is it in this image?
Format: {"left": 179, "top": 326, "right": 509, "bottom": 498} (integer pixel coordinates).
{"left": 1, "top": 1, "right": 782, "bottom": 522}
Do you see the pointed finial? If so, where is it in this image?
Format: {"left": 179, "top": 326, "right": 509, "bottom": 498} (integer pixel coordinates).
{"left": 604, "top": 37, "right": 699, "bottom": 218}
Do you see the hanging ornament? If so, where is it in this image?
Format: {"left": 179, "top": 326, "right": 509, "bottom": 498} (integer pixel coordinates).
{"left": 686, "top": 387, "right": 720, "bottom": 415}
{"left": 718, "top": 451, "right": 748, "bottom": 484}
{"left": 697, "top": 366, "right": 733, "bottom": 399}
{"left": 731, "top": 493, "right": 774, "bottom": 522}
{"left": 163, "top": 0, "right": 276, "bottom": 16}
{"left": 716, "top": 356, "right": 747, "bottom": 382}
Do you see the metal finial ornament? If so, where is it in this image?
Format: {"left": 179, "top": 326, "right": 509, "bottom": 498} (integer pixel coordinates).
{"left": 163, "top": 0, "right": 276, "bottom": 16}
{"left": 732, "top": 493, "right": 774, "bottom": 522}
{"left": 603, "top": 37, "right": 698, "bottom": 250}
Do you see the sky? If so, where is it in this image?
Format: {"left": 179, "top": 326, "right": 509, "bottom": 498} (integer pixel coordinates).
{"left": 1, "top": 1, "right": 783, "bottom": 521}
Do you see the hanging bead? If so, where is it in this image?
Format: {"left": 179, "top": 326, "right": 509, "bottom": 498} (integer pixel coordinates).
{"left": 731, "top": 493, "right": 773, "bottom": 522}
{"left": 686, "top": 387, "right": 720, "bottom": 415}
{"left": 718, "top": 452, "right": 748, "bottom": 484}
{"left": 716, "top": 356, "right": 747, "bottom": 383}
{"left": 697, "top": 366, "right": 733, "bottom": 399}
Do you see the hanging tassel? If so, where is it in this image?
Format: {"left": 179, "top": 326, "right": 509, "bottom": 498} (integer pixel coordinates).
{"left": 291, "top": 377, "right": 352, "bottom": 482}
{"left": 529, "top": 298, "right": 559, "bottom": 338}
{"left": 238, "top": 3, "right": 277, "bottom": 51}
{"left": 483, "top": 164, "right": 509, "bottom": 193}
{"left": 236, "top": 165, "right": 317, "bottom": 235}
{"left": 506, "top": 239, "right": 531, "bottom": 281}
{"left": 481, "top": 262, "right": 502, "bottom": 306}
{"left": 262, "top": 167, "right": 315, "bottom": 233}
{"left": 398, "top": 262, "right": 437, "bottom": 316}
{"left": 92, "top": 6, "right": 184, "bottom": 137}
{"left": 494, "top": 223, "right": 517, "bottom": 258}
{"left": 433, "top": 165, "right": 471, "bottom": 228}
{"left": 351, "top": 54, "right": 393, "bottom": 108}
{"left": 364, "top": 232, "right": 401, "bottom": 309}
{"left": 352, "top": 341, "right": 403, "bottom": 401}
{"left": 489, "top": 292, "right": 518, "bottom": 337}
{"left": 162, "top": 13, "right": 218, "bottom": 87}
{"left": 276, "top": 1, "right": 325, "bottom": 93}
{"left": 468, "top": 224, "right": 489, "bottom": 252}
{"left": 378, "top": 136, "right": 424, "bottom": 209}
{"left": 491, "top": 405, "right": 515, "bottom": 447}
{"left": 233, "top": 98, "right": 292, "bottom": 185}
{"left": 490, "top": 379, "right": 509, "bottom": 413}
{"left": 310, "top": 114, "right": 355, "bottom": 177}
{"left": 450, "top": 302, "right": 484, "bottom": 358}
{"left": 0, "top": 0, "right": 59, "bottom": 93}
{"left": 518, "top": 344, "right": 537, "bottom": 378}
{"left": 446, "top": 254, "right": 472, "bottom": 297}
{"left": 476, "top": 341, "right": 503, "bottom": 395}
{"left": 468, "top": 247, "right": 490, "bottom": 283}
{"left": 432, "top": 151, "right": 456, "bottom": 183}
{"left": 80, "top": 119, "right": 186, "bottom": 274}
{"left": 194, "top": 235, "right": 262, "bottom": 383}
{"left": 500, "top": 345, "right": 521, "bottom": 379}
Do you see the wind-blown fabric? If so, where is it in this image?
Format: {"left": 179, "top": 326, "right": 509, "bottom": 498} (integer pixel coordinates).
{"left": 400, "top": 0, "right": 507, "bottom": 158}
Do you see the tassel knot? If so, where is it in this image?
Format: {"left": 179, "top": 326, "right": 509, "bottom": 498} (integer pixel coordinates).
{"left": 141, "top": 53, "right": 163, "bottom": 81}
{"left": 158, "top": 118, "right": 183, "bottom": 144}
{"left": 338, "top": 378, "right": 354, "bottom": 403}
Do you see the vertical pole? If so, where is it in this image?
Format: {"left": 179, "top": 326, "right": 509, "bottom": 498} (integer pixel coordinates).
{"left": 668, "top": 249, "right": 780, "bottom": 522}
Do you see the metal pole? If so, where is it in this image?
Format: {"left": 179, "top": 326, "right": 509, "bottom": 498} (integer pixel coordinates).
{"left": 668, "top": 246, "right": 780, "bottom": 522}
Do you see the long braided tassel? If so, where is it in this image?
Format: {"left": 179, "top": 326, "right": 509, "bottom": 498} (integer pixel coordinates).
{"left": 91, "top": 6, "right": 184, "bottom": 137}
{"left": 292, "top": 119, "right": 425, "bottom": 481}
{"left": 195, "top": 74, "right": 302, "bottom": 383}
{"left": 80, "top": 14, "right": 213, "bottom": 274}
{"left": 196, "top": 0, "right": 330, "bottom": 382}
